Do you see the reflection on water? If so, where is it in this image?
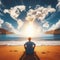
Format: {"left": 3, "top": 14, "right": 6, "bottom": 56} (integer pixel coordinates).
{"left": 0, "top": 34, "right": 60, "bottom": 41}
{"left": 0, "top": 34, "right": 60, "bottom": 46}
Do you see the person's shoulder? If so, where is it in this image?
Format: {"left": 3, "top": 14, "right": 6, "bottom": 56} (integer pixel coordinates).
{"left": 24, "top": 42, "right": 28, "bottom": 44}
{"left": 31, "top": 42, "right": 35, "bottom": 44}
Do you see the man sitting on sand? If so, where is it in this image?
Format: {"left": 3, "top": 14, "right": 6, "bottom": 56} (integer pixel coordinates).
{"left": 24, "top": 37, "right": 36, "bottom": 55}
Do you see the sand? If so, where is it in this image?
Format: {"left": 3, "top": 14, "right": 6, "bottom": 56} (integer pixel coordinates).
{"left": 0, "top": 45, "right": 60, "bottom": 60}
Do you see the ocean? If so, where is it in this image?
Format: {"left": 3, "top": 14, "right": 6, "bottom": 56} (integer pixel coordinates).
{"left": 0, "top": 34, "right": 60, "bottom": 46}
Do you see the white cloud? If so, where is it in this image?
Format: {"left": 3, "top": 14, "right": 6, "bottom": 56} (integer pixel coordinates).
{"left": 43, "top": 22, "right": 49, "bottom": 28}
{"left": 17, "top": 19, "right": 24, "bottom": 30}
{"left": 0, "top": 18, "right": 21, "bottom": 34}
{"left": 2, "top": 5, "right": 56, "bottom": 34}
{"left": 2, "top": 22, "right": 14, "bottom": 31}
{"left": 3, "top": 5, "right": 26, "bottom": 30}
{"left": 25, "top": 15, "right": 36, "bottom": 22}
{"left": 29, "top": 6, "right": 31, "bottom": 9}
{"left": 0, "top": 18, "right": 4, "bottom": 24}
{"left": 0, "top": 18, "right": 4, "bottom": 27}
{"left": 26, "top": 6, "right": 56, "bottom": 22}
{"left": 0, "top": 18, "right": 24, "bottom": 34}
{"left": 56, "top": 0, "right": 60, "bottom": 11}
{"left": 48, "top": 20, "right": 60, "bottom": 31}
{"left": 25, "top": 5, "right": 55, "bottom": 33}
{"left": 4, "top": 5, "right": 26, "bottom": 20}
{"left": 2, "top": 22, "right": 19, "bottom": 34}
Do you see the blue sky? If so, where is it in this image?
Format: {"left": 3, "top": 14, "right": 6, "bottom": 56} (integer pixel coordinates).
{"left": 0, "top": 0, "right": 60, "bottom": 34}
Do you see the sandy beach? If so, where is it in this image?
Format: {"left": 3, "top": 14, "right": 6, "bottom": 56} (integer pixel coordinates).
{"left": 0, "top": 45, "right": 60, "bottom": 60}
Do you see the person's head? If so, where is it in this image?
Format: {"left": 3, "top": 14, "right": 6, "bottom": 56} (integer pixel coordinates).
{"left": 28, "top": 37, "right": 31, "bottom": 41}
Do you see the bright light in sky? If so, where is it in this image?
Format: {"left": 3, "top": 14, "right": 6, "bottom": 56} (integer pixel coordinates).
{"left": 24, "top": 22, "right": 35, "bottom": 37}
{"left": 20, "top": 22, "right": 43, "bottom": 37}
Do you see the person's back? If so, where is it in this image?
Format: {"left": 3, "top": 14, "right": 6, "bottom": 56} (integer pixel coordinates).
{"left": 24, "top": 37, "right": 36, "bottom": 55}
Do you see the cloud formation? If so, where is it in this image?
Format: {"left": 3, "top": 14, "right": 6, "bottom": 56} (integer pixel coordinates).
{"left": 26, "top": 5, "right": 56, "bottom": 22}
{"left": 2, "top": 4, "right": 57, "bottom": 33}
{"left": 56, "top": 0, "right": 60, "bottom": 11}
{"left": 2, "top": 22, "right": 14, "bottom": 31}
{"left": 0, "top": 18, "right": 20, "bottom": 34}
{"left": 43, "top": 22, "right": 49, "bottom": 28}
{"left": 2, "top": 22, "right": 19, "bottom": 34}
{"left": 0, "top": 18, "right": 4, "bottom": 27}
{"left": 17, "top": 19, "right": 24, "bottom": 30}
{"left": 3, "top": 5, "right": 26, "bottom": 30}
{"left": 0, "top": 18, "right": 24, "bottom": 34}
{"left": 48, "top": 20, "right": 60, "bottom": 31}
{"left": 4, "top": 5, "right": 26, "bottom": 20}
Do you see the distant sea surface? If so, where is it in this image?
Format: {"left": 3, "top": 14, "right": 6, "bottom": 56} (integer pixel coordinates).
{"left": 0, "top": 34, "right": 60, "bottom": 46}
{"left": 0, "top": 34, "right": 60, "bottom": 41}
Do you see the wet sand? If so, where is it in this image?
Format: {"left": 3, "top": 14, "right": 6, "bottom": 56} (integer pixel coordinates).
{"left": 0, "top": 45, "right": 60, "bottom": 60}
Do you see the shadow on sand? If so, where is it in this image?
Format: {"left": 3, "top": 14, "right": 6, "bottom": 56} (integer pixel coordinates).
{"left": 19, "top": 52, "right": 40, "bottom": 60}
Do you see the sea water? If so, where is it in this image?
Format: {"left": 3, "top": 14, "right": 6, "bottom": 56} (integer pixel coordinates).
{"left": 0, "top": 34, "right": 60, "bottom": 46}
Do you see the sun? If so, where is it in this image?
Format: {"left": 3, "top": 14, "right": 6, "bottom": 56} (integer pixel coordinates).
{"left": 24, "top": 22, "right": 35, "bottom": 37}
{"left": 20, "top": 21, "right": 43, "bottom": 37}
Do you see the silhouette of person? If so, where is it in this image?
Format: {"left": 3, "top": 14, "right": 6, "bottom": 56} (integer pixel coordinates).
{"left": 24, "top": 37, "right": 36, "bottom": 55}
{"left": 19, "top": 37, "right": 40, "bottom": 60}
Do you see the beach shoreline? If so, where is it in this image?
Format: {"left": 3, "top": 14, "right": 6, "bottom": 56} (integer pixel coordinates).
{"left": 0, "top": 41, "right": 60, "bottom": 46}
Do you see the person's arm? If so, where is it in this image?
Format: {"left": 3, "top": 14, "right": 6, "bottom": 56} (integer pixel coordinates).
{"left": 34, "top": 43, "right": 36, "bottom": 49}
{"left": 24, "top": 43, "right": 27, "bottom": 49}
{"left": 33, "top": 43, "right": 36, "bottom": 49}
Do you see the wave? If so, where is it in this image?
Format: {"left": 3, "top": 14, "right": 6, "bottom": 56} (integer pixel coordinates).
{"left": 0, "top": 40, "right": 60, "bottom": 46}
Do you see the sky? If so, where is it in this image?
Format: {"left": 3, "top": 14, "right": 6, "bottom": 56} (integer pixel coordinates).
{"left": 0, "top": 0, "right": 60, "bottom": 35}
